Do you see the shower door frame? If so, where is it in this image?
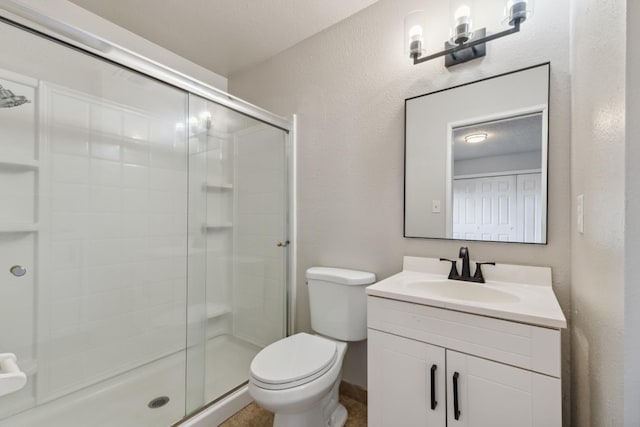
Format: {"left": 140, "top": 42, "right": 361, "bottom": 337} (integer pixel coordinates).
{"left": 0, "top": 0, "right": 296, "bottom": 418}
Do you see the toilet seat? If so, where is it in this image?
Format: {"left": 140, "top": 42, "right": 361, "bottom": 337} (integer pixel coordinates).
{"left": 250, "top": 333, "right": 338, "bottom": 390}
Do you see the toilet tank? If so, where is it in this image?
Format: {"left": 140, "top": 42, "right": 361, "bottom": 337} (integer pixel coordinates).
{"left": 306, "top": 267, "right": 376, "bottom": 341}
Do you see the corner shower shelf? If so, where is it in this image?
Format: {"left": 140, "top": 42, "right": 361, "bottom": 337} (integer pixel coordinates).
{"left": 0, "top": 159, "right": 40, "bottom": 170}
{"left": 0, "top": 223, "right": 38, "bottom": 233}
{"left": 205, "top": 182, "right": 233, "bottom": 191}
{"left": 206, "top": 302, "right": 231, "bottom": 320}
{"left": 205, "top": 222, "right": 233, "bottom": 230}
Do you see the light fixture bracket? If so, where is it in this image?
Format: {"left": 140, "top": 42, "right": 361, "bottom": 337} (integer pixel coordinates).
{"left": 444, "top": 28, "right": 486, "bottom": 67}
{"left": 412, "top": 19, "right": 522, "bottom": 68}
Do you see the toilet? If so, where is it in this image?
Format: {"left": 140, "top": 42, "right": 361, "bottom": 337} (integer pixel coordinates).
{"left": 248, "top": 267, "right": 376, "bottom": 427}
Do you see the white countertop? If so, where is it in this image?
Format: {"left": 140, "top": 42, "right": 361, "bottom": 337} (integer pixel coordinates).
{"left": 366, "top": 257, "right": 567, "bottom": 329}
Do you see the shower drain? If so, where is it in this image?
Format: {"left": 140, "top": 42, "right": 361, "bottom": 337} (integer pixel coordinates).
{"left": 148, "top": 396, "right": 170, "bottom": 409}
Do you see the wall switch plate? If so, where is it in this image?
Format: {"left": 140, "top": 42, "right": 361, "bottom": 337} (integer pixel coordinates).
{"left": 432, "top": 200, "right": 441, "bottom": 213}
{"left": 577, "top": 194, "right": 584, "bottom": 234}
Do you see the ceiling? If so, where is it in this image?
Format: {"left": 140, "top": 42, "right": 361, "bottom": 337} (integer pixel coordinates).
{"left": 453, "top": 113, "right": 543, "bottom": 161}
{"left": 68, "top": 0, "right": 379, "bottom": 77}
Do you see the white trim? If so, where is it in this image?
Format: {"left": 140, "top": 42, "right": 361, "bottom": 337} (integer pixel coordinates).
{"left": 453, "top": 168, "right": 542, "bottom": 180}
{"left": 445, "top": 123, "right": 453, "bottom": 239}
{"left": 177, "top": 386, "right": 252, "bottom": 427}
{"left": 540, "top": 107, "right": 548, "bottom": 243}
{"left": 447, "top": 106, "right": 548, "bottom": 130}
{"left": 0, "top": 66, "right": 37, "bottom": 86}
{"left": 288, "top": 114, "right": 297, "bottom": 336}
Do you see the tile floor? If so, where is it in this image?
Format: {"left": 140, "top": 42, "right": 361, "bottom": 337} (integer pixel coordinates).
{"left": 220, "top": 394, "right": 367, "bottom": 426}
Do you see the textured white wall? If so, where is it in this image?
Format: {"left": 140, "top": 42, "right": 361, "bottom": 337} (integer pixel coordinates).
{"left": 229, "top": 0, "right": 572, "bottom": 422}
{"left": 570, "top": 0, "right": 626, "bottom": 426}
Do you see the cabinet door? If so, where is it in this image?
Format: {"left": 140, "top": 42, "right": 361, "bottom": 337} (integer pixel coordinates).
{"left": 368, "top": 329, "right": 446, "bottom": 427}
{"left": 446, "top": 350, "right": 561, "bottom": 427}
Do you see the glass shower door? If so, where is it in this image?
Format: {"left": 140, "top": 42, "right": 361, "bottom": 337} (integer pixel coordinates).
{"left": 0, "top": 19, "right": 189, "bottom": 427}
{"left": 0, "top": 15, "right": 290, "bottom": 427}
{"left": 186, "top": 94, "right": 289, "bottom": 413}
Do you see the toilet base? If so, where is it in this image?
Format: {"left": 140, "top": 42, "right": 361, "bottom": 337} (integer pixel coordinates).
{"left": 271, "top": 373, "right": 346, "bottom": 427}
{"left": 330, "top": 403, "right": 348, "bottom": 427}
{"left": 272, "top": 403, "right": 347, "bottom": 427}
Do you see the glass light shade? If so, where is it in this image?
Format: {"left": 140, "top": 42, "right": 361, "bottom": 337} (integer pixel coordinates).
{"left": 449, "top": 1, "right": 474, "bottom": 45}
{"left": 503, "top": 0, "right": 535, "bottom": 26}
{"left": 404, "top": 10, "right": 427, "bottom": 59}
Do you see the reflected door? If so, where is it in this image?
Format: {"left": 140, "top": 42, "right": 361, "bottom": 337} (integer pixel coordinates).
{"left": 452, "top": 175, "right": 517, "bottom": 241}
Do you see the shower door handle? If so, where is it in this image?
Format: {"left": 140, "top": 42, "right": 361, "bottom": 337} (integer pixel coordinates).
{"left": 276, "top": 241, "right": 290, "bottom": 247}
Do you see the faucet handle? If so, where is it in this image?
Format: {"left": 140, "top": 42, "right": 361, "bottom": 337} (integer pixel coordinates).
{"left": 473, "top": 262, "right": 496, "bottom": 283}
{"left": 458, "top": 247, "right": 468, "bottom": 259}
{"left": 439, "top": 258, "right": 459, "bottom": 280}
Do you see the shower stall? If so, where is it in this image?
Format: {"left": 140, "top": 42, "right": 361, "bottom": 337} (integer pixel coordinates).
{"left": 0, "top": 6, "right": 291, "bottom": 427}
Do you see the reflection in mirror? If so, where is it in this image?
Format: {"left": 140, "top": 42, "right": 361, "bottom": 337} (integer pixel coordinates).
{"left": 404, "top": 63, "right": 549, "bottom": 244}
{"left": 451, "top": 113, "right": 544, "bottom": 242}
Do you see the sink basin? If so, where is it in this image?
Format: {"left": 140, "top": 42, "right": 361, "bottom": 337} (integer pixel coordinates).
{"left": 366, "top": 257, "right": 567, "bottom": 328}
{"left": 406, "top": 280, "right": 520, "bottom": 304}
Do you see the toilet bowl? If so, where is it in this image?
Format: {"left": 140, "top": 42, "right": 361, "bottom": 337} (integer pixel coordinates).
{"left": 248, "top": 267, "right": 376, "bottom": 427}
{"left": 249, "top": 333, "right": 347, "bottom": 427}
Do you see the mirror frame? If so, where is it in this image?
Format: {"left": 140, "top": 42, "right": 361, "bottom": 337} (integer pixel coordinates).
{"left": 403, "top": 63, "right": 550, "bottom": 244}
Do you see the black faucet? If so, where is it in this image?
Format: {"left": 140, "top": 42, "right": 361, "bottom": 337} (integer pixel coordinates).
{"left": 459, "top": 247, "right": 471, "bottom": 279}
{"left": 440, "top": 247, "right": 495, "bottom": 283}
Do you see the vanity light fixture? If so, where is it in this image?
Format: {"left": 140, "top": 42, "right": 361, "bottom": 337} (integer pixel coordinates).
{"left": 464, "top": 132, "right": 488, "bottom": 144}
{"left": 405, "top": 0, "right": 534, "bottom": 68}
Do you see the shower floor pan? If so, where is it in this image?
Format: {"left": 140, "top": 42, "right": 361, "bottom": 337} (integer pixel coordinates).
{"left": 0, "top": 335, "right": 260, "bottom": 427}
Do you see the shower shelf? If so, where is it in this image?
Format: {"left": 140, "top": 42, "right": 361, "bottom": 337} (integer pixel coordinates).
{"left": 0, "top": 159, "right": 39, "bottom": 170}
{"left": 204, "top": 182, "right": 233, "bottom": 190}
{"left": 205, "top": 222, "right": 233, "bottom": 230}
{"left": 206, "top": 302, "right": 231, "bottom": 319}
{"left": 0, "top": 223, "right": 38, "bottom": 233}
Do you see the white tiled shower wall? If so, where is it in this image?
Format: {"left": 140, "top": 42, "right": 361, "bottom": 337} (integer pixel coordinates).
{"left": 40, "top": 84, "right": 188, "bottom": 401}
{"left": 0, "top": 74, "right": 38, "bottom": 417}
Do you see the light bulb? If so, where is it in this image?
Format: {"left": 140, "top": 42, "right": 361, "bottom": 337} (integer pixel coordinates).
{"left": 199, "top": 111, "right": 212, "bottom": 130}
{"left": 451, "top": 4, "right": 472, "bottom": 45}
{"left": 409, "top": 25, "right": 423, "bottom": 41}
{"left": 504, "top": 0, "right": 534, "bottom": 26}
{"left": 404, "top": 10, "right": 427, "bottom": 59}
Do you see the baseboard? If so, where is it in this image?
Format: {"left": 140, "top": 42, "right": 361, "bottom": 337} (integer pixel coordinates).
{"left": 339, "top": 381, "right": 367, "bottom": 405}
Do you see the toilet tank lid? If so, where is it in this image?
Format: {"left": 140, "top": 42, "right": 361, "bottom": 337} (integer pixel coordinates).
{"left": 306, "top": 267, "right": 376, "bottom": 285}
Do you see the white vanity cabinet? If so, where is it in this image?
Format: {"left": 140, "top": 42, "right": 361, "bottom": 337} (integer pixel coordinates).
{"left": 368, "top": 329, "right": 446, "bottom": 427}
{"left": 367, "top": 296, "right": 563, "bottom": 427}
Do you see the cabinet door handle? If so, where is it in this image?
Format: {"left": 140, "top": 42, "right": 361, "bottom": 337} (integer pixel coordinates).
{"left": 430, "top": 364, "right": 437, "bottom": 410}
{"left": 453, "top": 372, "right": 461, "bottom": 420}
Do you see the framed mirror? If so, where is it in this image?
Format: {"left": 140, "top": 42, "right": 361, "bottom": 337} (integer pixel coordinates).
{"left": 404, "top": 63, "right": 549, "bottom": 243}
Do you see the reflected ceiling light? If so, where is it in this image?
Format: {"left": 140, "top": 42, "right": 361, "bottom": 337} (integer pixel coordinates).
{"left": 405, "top": 0, "right": 534, "bottom": 68}
{"left": 465, "top": 132, "right": 487, "bottom": 144}
{"left": 0, "top": 84, "right": 30, "bottom": 108}
{"left": 199, "top": 111, "right": 212, "bottom": 130}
